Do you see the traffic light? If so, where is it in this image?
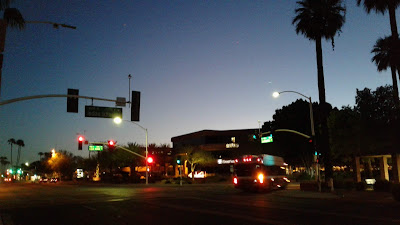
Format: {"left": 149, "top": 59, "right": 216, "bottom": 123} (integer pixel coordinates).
{"left": 147, "top": 156, "right": 154, "bottom": 164}
{"left": 177, "top": 156, "right": 181, "bottom": 165}
{"left": 131, "top": 91, "right": 141, "bottom": 121}
{"left": 67, "top": 88, "right": 79, "bottom": 113}
{"left": 78, "top": 136, "right": 84, "bottom": 150}
{"left": 107, "top": 140, "right": 116, "bottom": 151}
{"left": 253, "top": 134, "right": 257, "bottom": 139}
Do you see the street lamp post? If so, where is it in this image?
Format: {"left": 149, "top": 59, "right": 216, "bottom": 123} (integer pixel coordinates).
{"left": 273, "top": 91, "right": 320, "bottom": 190}
{"left": 113, "top": 117, "right": 149, "bottom": 185}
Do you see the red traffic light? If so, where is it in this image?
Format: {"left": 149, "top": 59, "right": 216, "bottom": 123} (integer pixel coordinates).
{"left": 78, "top": 136, "right": 84, "bottom": 142}
{"left": 108, "top": 140, "right": 115, "bottom": 146}
{"left": 147, "top": 156, "right": 154, "bottom": 164}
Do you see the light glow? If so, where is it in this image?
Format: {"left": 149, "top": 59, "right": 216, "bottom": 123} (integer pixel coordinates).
{"left": 113, "top": 117, "right": 122, "bottom": 124}
{"left": 233, "top": 177, "right": 238, "bottom": 184}
{"left": 258, "top": 173, "right": 264, "bottom": 184}
{"left": 272, "top": 92, "right": 280, "bottom": 98}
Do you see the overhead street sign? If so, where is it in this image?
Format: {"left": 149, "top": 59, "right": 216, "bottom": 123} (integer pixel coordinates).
{"left": 261, "top": 134, "right": 273, "bottom": 144}
{"left": 88, "top": 145, "right": 103, "bottom": 151}
{"left": 85, "top": 106, "right": 122, "bottom": 118}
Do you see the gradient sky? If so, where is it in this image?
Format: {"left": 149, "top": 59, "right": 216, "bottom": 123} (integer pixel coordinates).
{"left": 0, "top": 0, "right": 397, "bottom": 163}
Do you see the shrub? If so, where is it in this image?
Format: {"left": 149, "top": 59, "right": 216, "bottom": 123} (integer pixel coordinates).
{"left": 295, "top": 172, "right": 314, "bottom": 182}
{"left": 373, "top": 180, "right": 391, "bottom": 192}
{"left": 392, "top": 184, "right": 400, "bottom": 201}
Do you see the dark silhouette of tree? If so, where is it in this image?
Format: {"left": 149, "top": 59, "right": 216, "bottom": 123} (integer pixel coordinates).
{"left": 7, "top": 138, "right": 15, "bottom": 166}
{"left": 15, "top": 139, "right": 24, "bottom": 166}
{"left": 0, "top": 0, "right": 25, "bottom": 95}
{"left": 0, "top": 156, "right": 9, "bottom": 172}
{"left": 357, "top": 0, "right": 400, "bottom": 105}
{"left": 371, "top": 36, "right": 400, "bottom": 105}
{"left": 292, "top": 0, "right": 346, "bottom": 179}
{"left": 38, "top": 152, "right": 44, "bottom": 161}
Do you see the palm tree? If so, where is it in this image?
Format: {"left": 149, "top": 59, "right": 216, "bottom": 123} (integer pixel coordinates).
{"left": 357, "top": 0, "right": 400, "bottom": 103}
{"left": 15, "top": 139, "right": 24, "bottom": 166}
{"left": 7, "top": 138, "right": 16, "bottom": 166}
{"left": 292, "top": 0, "right": 346, "bottom": 181}
{"left": 371, "top": 36, "right": 400, "bottom": 104}
{"left": 0, "top": 0, "right": 25, "bottom": 96}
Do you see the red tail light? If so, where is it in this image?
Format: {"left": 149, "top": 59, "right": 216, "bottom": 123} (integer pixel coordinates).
{"left": 233, "top": 177, "right": 238, "bottom": 185}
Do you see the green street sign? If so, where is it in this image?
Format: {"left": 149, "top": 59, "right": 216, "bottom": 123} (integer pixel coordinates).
{"left": 88, "top": 145, "right": 104, "bottom": 151}
{"left": 261, "top": 134, "right": 273, "bottom": 144}
{"left": 85, "top": 106, "right": 122, "bottom": 118}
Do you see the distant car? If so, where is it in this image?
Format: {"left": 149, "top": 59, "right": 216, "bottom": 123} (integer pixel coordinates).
{"left": 4, "top": 178, "right": 12, "bottom": 182}
{"left": 39, "top": 177, "right": 48, "bottom": 183}
{"left": 50, "top": 178, "right": 58, "bottom": 183}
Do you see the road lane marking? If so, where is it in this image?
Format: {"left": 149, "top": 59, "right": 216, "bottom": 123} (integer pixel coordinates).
{"left": 82, "top": 205, "right": 96, "bottom": 211}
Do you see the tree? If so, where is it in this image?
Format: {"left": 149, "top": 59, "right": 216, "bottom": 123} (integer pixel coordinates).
{"left": 0, "top": 0, "right": 25, "bottom": 95}
{"left": 292, "top": 0, "right": 346, "bottom": 180}
{"left": 328, "top": 106, "right": 361, "bottom": 165}
{"left": 38, "top": 152, "right": 44, "bottom": 161}
{"left": 357, "top": 0, "right": 400, "bottom": 105}
{"left": 7, "top": 138, "right": 15, "bottom": 166}
{"left": 15, "top": 139, "right": 24, "bottom": 166}
{"left": 371, "top": 36, "right": 400, "bottom": 105}
{"left": 47, "top": 150, "right": 77, "bottom": 179}
{"left": 0, "top": 156, "right": 9, "bottom": 172}
{"left": 181, "top": 146, "right": 214, "bottom": 181}
{"left": 355, "top": 85, "right": 399, "bottom": 155}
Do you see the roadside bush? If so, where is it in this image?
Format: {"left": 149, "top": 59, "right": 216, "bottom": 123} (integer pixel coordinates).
{"left": 295, "top": 172, "right": 314, "bottom": 182}
{"left": 373, "top": 180, "right": 391, "bottom": 192}
{"left": 392, "top": 184, "right": 400, "bottom": 201}
{"left": 355, "top": 181, "right": 367, "bottom": 191}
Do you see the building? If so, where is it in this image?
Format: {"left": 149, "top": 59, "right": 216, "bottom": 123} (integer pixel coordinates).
{"left": 171, "top": 129, "right": 261, "bottom": 158}
{"left": 171, "top": 129, "right": 262, "bottom": 176}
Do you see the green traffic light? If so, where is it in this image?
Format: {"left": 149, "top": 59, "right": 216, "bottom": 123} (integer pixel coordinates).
{"left": 177, "top": 159, "right": 181, "bottom": 165}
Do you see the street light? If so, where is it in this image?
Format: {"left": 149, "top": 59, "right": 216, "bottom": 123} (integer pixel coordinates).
{"left": 272, "top": 91, "right": 315, "bottom": 137}
{"left": 272, "top": 90, "right": 320, "bottom": 190}
{"left": 113, "top": 117, "right": 149, "bottom": 185}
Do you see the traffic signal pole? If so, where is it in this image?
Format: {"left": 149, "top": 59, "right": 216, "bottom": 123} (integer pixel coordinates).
{"left": 0, "top": 94, "right": 119, "bottom": 106}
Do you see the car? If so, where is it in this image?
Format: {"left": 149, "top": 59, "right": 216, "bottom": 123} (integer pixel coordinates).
{"left": 50, "top": 178, "right": 59, "bottom": 183}
{"left": 4, "top": 178, "right": 12, "bottom": 182}
{"left": 39, "top": 177, "right": 48, "bottom": 183}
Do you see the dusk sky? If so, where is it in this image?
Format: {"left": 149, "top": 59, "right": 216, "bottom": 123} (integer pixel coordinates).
{"left": 0, "top": 1, "right": 397, "bottom": 163}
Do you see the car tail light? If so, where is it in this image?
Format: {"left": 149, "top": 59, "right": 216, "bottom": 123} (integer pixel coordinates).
{"left": 233, "top": 177, "right": 238, "bottom": 185}
{"left": 258, "top": 173, "right": 264, "bottom": 184}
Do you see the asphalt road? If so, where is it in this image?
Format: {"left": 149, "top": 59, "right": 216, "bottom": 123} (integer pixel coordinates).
{"left": 0, "top": 182, "right": 399, "bottom": 225}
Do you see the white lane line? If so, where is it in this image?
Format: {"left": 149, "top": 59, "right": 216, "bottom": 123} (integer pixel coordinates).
{"left": 82, "top": 205, "right": 96, "bottom": 211}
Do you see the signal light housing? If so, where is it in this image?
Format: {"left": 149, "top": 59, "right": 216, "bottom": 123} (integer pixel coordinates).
{"left": 78, "top": 136, "right": 84, "bottom": 150}
{"left": 107, "top": 140, "right": 116, "bottom": 151}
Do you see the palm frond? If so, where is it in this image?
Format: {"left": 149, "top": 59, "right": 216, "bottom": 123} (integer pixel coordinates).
{"left": 3, "top": 7, "right": 25, "bottom": 30}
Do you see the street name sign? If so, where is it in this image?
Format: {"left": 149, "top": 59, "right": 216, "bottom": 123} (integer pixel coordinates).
{"left": 261, "top": 134, "right": 273, "bottom": 144}
{"left": 85, "top": 106, "right": 122, "bottom": 118}
{"left": 88, "top": 145, "right": 103, "bottom": 151}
